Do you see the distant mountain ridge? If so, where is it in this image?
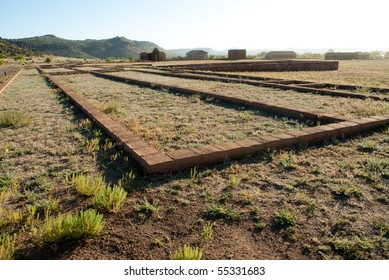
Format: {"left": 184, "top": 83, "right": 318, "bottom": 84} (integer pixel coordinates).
{"left": 6, "top": 35, "right": 164, "bottom": 59}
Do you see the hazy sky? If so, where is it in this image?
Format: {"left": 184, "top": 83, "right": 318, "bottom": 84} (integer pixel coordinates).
{"left": 1, "top": 0, "right": 387, "bottom": 50}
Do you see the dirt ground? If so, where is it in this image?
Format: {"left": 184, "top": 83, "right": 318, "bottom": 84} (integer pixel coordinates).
{"left": 0, "top": 61, "right": 388, "bottom": 260}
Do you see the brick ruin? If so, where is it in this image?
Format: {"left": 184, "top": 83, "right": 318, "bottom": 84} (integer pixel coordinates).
{"left": 325, "top": 52, "right": 370, "bottom": 60}
{"left": 186, "top": 50, "right": 208, "bottom": 60}
{"left": 140, "top": 48, "right": 166, "bottom": 61}
{"left": 228, "top": 49, "right": 247, "bottom": 60}
{"left": 264, "top": 51, "right": 297, "bottom": 60}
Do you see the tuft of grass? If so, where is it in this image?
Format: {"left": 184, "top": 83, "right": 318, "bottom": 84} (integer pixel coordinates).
{"left": 189, "top": 167, "right": 198, "bottom": 181}
{"left": 40, "top": 209, "right": 105, "bottom": 243}
{"left": 116, "top": 171, "right": 136, "bottom": 190}
{"left": 363, "top": 159, "right": 388, "bottom": 178}
{"left": 83, "top": 138, "right": 100, "bottom": 153}
{"left": 136, "top": 198, "right": 159, "bottom": 217}
{"left": 0, "top": 110, "right": 31, "bottom": 128}
{"left": 171, "top": 245, "right": 203, "bottom": 260}
{"left": 332, "top": 185, "right": 363, "bottom": 199}
{"left": 278, "top": 152, "right": 297, "bottom": 170}
{"left": 206, "top": 203, "right": 240, "bottom": 221}
{"left": 100, "top": 101, "right": 122, "bottom": 115}
{"left": 228, "top": 175, "right": 241, "bottom": 188}
{"left": 254, "top": 222, "right": 266, "bottom": 231}
{"left": 273, "top": 209, "right": 296, "bottom": 229}
{"left": 357, "top": 141, "right": 377, "bottom": 153}
{"left": 202, "top": 222, "right": 214, "bottom": 241}
{"left": 92, "top": 185, "right": 127, "bottom": 213}
{"left": 0, "top": 233, "right": 17, "bottom": 260}
{"left": 373, "top": 220, "right": 389, "bottom": 237}
{"left": 70, "top": 173, "right": 105, "bottom": 196}
{"left": 332, "top": 236, "right": 375, "bottom": 260}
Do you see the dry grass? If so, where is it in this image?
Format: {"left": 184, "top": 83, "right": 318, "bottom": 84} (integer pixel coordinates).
{"left": 57, "top": 74, "right": 309, "bottom": 151}
{"left": 236, "top": 60, "right": 389, "bottom": 88}
{"left": 109, "top": 70, "right": 389, "bottom": 118}
{"left": 1, "top": 63, "right": 388, "bottom": 260}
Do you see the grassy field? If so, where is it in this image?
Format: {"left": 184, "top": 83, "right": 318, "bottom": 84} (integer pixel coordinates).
{"left": 0, "top": 61, "right": 388, "bottom": 260}
{"left": 109, "top": 70, "right": 389, "bottom": 118}
{"left": 56, "top": 74, "right": 309, "bottom": 151}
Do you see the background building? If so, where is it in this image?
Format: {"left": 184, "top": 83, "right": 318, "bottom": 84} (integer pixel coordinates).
{"left": 228, "top": 49, "right": 246, "bottom": 60}
{"left": 264, "top": 51, "right": 297, "bottom": 60}
{"left": 140, "top": 48, "right": 166, "bottom": 61}
{"left": 325, "top": 52, "right": 370, "bottom": 60}
{"left": 186, "top": 50, "right": 208, "bottom": 60}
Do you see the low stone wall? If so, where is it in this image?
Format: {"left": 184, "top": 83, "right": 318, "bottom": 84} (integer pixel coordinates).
{"left": 162, "top": 60, "right": 339, "bottom": 72}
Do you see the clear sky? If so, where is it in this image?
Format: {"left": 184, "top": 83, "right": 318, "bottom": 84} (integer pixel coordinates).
{"left": 1, "top": 0, "right": 387, "bottom": 50}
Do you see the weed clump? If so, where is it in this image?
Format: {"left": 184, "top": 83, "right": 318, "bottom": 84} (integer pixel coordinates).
{"left": 273, "top": 209, "right": 295, "bottom": 229}
{"left": 171, "top": 245, "right": 203, "bottom": 260}
{"left": 40, "top": 209, "right": 105, "bottom": 243}
{"left": 0, "top": 110, "right": 31, "bottom": 128}
{"left": 0, "top": 233, "right": 16, "bottom": 260}
{"left": 92, "top": 185, "right": 127, "bottom": 213}
{"left": 68, "top": 173, "right": 105, "bottom": 196}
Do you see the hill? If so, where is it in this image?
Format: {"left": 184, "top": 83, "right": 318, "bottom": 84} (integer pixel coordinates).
{"left": 0, "top": 38, "right": 39, "bottom": 57}
{"left": 6, "top": 35, "right": 164, "bottom": 59}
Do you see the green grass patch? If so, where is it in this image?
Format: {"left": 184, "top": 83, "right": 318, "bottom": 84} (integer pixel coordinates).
{"left": 273, "top": 209, "right": 295, "bottom": 229}
{"left": 171, "top": 245, "right": 203, "bottom": 260}
{"left": 92, "top": 185, "right": 127, "bottom": 213}
{"left": 136, "top": 198, "right": 159, "bottom": 218}
{"left": 68, "top": 173, "right": 105, "bottom": 196}
{"left": 40, "top": 209, "right": 105, "bottom": 243}
{"left": 206, "top": 203, "right": 241, "bottom": 221}
{"left": 0, "top": 110, "right": 31, "bottom": 128}
{"left": 0, "top": 233, "right": 16, "bottom": 260}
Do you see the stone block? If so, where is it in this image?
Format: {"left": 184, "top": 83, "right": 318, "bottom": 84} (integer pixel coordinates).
{"left": 167, "top": 149, "right": 203, "bottom": 170}
{"left": 257, "top": 135, "right": 282, "bottom": 149}
{"left": 191, "top": 145, "right": 226, "bottom": 165}
{"left": 234, "top": 139, "right": 266, "bottom": 155}
{"left": 140, "top": 153, "right": 174, "bottom": 174}
{"left": 214, "top": 141, "right": 247, "bottom": 160}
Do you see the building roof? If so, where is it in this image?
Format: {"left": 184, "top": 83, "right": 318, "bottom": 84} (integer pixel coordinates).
{"left": 186, "top": 50, "right": 208, "bottom": 55}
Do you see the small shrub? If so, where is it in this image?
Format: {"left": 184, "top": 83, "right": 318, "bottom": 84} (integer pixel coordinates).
{"left": 92, "top": 185, "right": 127, "bottom": 213}
{"left": 273, "top": 209, "right": 295, "bottom": 229}
{"left": 70, "top": 173, "right": 105, "bottom": 196}
{"left": 45, "top": 57, "right": 52, "bottom": 63}
{"left": 41, "top": 209, "right": 105, "bottom": 243}
{"left": 0, "top": 110, "right": 31, "bottom": 128}
{"left": 171, "top": 245, "right": 203, "bottom": 260}
{"left": 0, "top": 233, "right": 16, "bottom": 260}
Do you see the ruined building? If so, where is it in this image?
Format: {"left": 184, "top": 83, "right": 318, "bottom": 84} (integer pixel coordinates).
{"left": 325, "top": 52, "right": 370, "bottom": 60}
{"left": 265, "top": 51, "right": 297, "bottom": 60}
{"left": 186, "top": 50, "right": 208, "bottom": 60}
{"left": 228, "top": 49, "right": 246, "bottom": 60}
{"left": 140, "top": 48, "right": 166, "bottom": 61}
